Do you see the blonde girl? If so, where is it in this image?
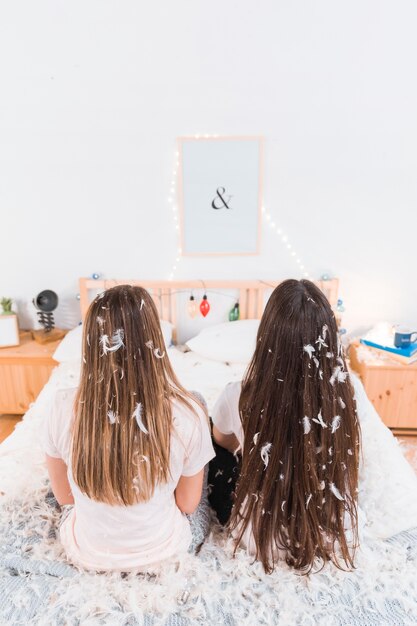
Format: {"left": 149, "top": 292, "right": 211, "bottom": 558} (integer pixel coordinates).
{"left": 44, "top": 285, "right": 214, "bottom": 572}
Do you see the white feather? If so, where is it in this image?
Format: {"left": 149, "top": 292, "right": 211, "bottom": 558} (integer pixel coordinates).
{"left": 260, "top": 443, "right": 272, "bottom": 468}
{"left": 107, "top": 410, "right": 118, "bottom": 425}
{"left": 281, "top": 500, "right": 286, "bottom": 511}
{"left": 302, "top": 416, "right": 311, "bottom": 435}
{"left": 100, "top": 329, "right": 125, "bottom": 355}
{"left": 329, "top": 482, "right": 345, "bottom": 501}
{"left": 330, "top": 366, "right": 348, "bottom": 385}
{"left": 315, "top": 335, "right": 328, "bottom": 349}
{"left": 319, "top": 480, "right": 325, "bottom": 490}
{"left": 140, "top": 299, "right": 145, "bottom": 311}
{"left": 348, "top": 448, "right": 353, "bottom": 456}
{"left": 145, "top": 340, "right": 154, "bottom": 349}
{"left": 312, "top": 410, "right": 327, "bottom": 429}
{"left": 338, "top": 397, "right": 346, "bottom": 409}
{"left": 253, "top": 432, "right": 260, "bottom": 445}
{"left": 331, "top": 415, "right": 342, "bottom": 433}
{"left": 303, "top": 344, "right": 315, "bottom": 359}
{"left": 153, "top": 348, "right": 165, "bottom": 359}
{"left": 313, "top": 357, "right": 320, "bottom": 368}
{"left": 132, "top": 402, "right": 148, "bottom": 434}
{"left": 306, "top": 494, "right": 312, "bottom": 508}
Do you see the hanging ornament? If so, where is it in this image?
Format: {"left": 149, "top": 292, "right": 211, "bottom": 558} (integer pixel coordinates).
{"left": 91, "top": 273, "right": 101, "bottom": 280}
{"left": 200, "top": 294, "right": 210, "bottom": 317}
{"left": 187, "top": 294, "right": 198, "bottom": 319}
{"left": 321, "top": 273, "right": 331, "bottom": 281}
{"left": 336, "top": 298, "right": 345, "bottom": 313}
{"left": 229, "top": 302, "right": 240, "bottom": 322}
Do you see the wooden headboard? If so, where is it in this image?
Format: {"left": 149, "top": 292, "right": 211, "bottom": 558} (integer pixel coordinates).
{"left": 79, "top": 278, "right": 339, "bottom": 342}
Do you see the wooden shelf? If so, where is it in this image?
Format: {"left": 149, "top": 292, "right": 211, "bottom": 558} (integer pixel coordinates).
{"left": 349, "top": 341, "right": 417, "bottom": 432}
{"left": 0, "top": 331, "right": 63, "bottom": 415}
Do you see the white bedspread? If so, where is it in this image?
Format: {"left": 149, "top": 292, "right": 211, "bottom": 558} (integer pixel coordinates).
{"left": 1, "top": 348, "right": 417, "bottom": 540}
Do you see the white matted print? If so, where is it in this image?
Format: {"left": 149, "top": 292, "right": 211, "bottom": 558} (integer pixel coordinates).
{"left": 178, "top": 137, "right": 263, "bottom": 255}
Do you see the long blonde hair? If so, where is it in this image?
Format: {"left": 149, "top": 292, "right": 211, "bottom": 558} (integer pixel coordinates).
{"left": 71, "top": 285, "right": 199, "bottom": 506}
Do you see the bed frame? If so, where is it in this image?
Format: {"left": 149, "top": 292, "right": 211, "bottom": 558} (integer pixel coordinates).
{"left": 79, "top": 278, "right": 339, "bottom": 343}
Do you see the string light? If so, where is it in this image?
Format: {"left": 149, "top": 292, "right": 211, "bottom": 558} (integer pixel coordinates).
{"left": 167, "top": 149, "right": 182, "bottom": 281}
{"left": 261, "top": 206, "right": 312, "bottom": 279}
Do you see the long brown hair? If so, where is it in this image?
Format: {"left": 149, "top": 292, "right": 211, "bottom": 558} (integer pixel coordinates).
{"left": 72, "top": 285, "right": 199, "bottom": 506}
{"left": 230, "top": 279, "right": 360, "bottom": 573}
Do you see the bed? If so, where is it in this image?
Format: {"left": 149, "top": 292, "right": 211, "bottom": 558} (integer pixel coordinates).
{"left": 1, "top": 278, "right": 417, "bottom": 625}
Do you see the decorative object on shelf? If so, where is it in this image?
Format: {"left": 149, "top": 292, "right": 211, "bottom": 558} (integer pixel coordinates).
{"left": 199, "top": 294, "right": 210, "bottom": 317}
{"left": 229, "top": 302, "right": 240, "bottom": 322}
{"left": 0, "top": 297, "right": 19, "bottom": 348}
{"left": 32, "top": 290, "right": 65, "bottom": 344}
{"left": 187, "top": 294, "right": 198, "bottom": 319}
{"left": 178, "top": 136, "right": 263, "bottom": 255}
{"left": 33, "top": 290, "right": 58, "bottom": 332}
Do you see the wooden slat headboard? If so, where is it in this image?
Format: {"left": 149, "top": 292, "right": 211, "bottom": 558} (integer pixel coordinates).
{"left": 79, "top": 278, "right": 339, "bottom": 342}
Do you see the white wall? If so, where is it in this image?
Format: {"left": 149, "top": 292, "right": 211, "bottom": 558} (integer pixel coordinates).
{"left": 1, "top": 1, "right": 416, "bottom": 334}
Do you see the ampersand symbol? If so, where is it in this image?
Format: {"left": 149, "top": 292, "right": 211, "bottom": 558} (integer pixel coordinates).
{"left": 211, "top": 187, "right": 232, "bottom": 210}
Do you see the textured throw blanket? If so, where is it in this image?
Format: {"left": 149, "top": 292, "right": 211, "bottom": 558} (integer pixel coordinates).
{"left": 1, "top": 486, "right": 417, "bottom": 625}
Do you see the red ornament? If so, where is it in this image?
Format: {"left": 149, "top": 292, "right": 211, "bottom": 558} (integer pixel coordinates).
{"left": 200, "top": 294, "right": 210, "bottom": 317}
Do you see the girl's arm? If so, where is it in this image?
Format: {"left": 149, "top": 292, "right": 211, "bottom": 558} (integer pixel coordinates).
{"left": 175, "top": 468, "right": 204, "bottom": 514}
{"left": 212, "top": 425, "right": 240, "bottom": 454}
{"left": 45, "top": 454, "right": 75, "bottom": 505}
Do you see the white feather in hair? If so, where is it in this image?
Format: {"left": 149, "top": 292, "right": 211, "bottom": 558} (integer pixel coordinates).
{"left": 338, "top": 397, "right": 346, "bottom": 409}
{"left": 260, "top": 443, "right": 272, "bottom": 468}
{"left": 107, "top": 410, "right": 118, "bottom": 425}
{"left": 253, "top": 432, "right": 260, "bottom": 445}
{"left": 313, "top": 410, "right": 327, "bottom": 429}
{"left": 100, "top": 329, "right": 125, "bottom": 355}
{"left": 329, "top": 482, "right": 345, "bottom": 501}
{"left": 329, "top": 366, "right": 348, "bottom": 385}
{"left": 153, "top": 348, "right": 165, "bottom": 359}
{"left": 132, "top": 402, "right": 148, "bottom": 434}
{"left": 331, "top": 415, "right": 342, "bottom": 433}
{"left": 302, "top": 416, "right": 311, "bottom": 435}
{"left": 303, "top": 344, "right": 315, "bottom": 359}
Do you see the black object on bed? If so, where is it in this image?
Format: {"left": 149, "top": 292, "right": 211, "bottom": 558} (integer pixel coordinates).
{"left": 208, "top": 439, "right": 240, "bottom": 525}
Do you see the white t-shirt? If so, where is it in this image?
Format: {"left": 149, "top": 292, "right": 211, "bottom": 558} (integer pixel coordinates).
{"left": 44, "top": 388, "right": 215, "bottom": 572}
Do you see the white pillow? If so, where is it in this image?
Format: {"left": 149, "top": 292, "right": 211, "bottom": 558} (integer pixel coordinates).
{"left": 186, "top": 319, "right": 259, "bottom": 364}
{"left": 53, "top": 320, "right": 173, "bottom": 363}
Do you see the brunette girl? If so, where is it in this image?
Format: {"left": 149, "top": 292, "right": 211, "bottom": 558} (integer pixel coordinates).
{"left": 44, "top": 285, "right": 214, "bottom": 572}
{"left": 211, "top": 279, "right": 361, "bottom": 573}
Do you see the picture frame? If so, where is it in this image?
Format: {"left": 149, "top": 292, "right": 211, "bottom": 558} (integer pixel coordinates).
{"left": 178, "top": 136, "right": 263, "bottom": 256}
{"left": 0, "top": 315, "right": 20, "bottom": 348}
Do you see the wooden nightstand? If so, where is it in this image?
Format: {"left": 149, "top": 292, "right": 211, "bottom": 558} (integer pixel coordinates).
{"left": 349, "top": 341, "right": 417, "bottom": 434}
{"left": 0, "top": 331, "right": 62, "bottom": 415}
